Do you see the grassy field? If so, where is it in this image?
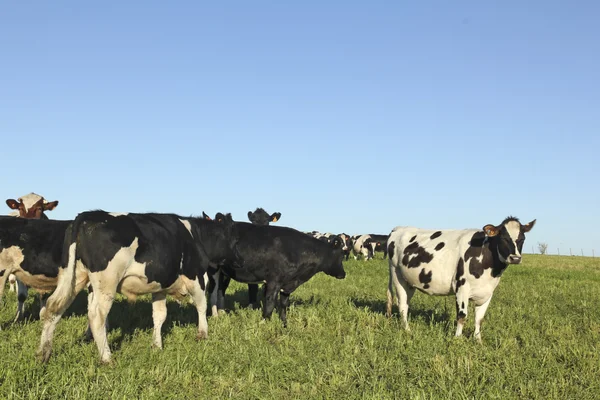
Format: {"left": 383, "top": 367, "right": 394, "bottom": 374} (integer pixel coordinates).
{"left": 1, "top": 254, "right": 599, "bottom": 399}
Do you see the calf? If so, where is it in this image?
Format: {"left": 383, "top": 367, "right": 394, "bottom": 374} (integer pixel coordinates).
{"left": 0, "top": 216, "right": 71, "bottom": 327}
{"left": 386, "top": 216, "right": 536, "bottom": 341}
{"left": 4, "top": 193, "right": 60, "bottom": 321}
{"left": 208, "top": 208, "right": 282, "bottom": 314}
{"left": 38, "top": 211, "right": 242, "bottom": 364}
{"left": 209, "top": 219, "right": 346, "bottom": 326}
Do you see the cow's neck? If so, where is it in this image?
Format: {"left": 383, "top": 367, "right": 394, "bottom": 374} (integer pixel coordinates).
{"left": 486, "top": 239, "right": 509, "bottom": 278}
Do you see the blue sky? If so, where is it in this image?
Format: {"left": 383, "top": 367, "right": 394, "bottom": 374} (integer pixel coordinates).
{"left": 1, "top": 1, "right": 598, "bottom": 255}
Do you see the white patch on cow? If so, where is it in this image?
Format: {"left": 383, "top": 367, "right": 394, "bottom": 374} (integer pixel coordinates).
{"left": 108, "top": 212, "right": 129, "bottom": 217}
{"left": 0, "top": 246, "right": 25, "bottom": 274}
{"left": 179, "top": 219, "right": 193, "bottom": 237}
{"left": 505, "top": 220, "right": 522, "bottom": 258}
{"left": 18, "top": 193, "right": 45, "bottom": 211}
{"left": 352, "top": 234, "right": 372, "bottom": 261}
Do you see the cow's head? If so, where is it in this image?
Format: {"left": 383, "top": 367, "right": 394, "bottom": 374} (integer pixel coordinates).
{"left": 6, "top": 193, "right": 59, "bottom": 219}
{"left": 483, "top": 217, "right": 536, "bottom": 264}
{"left": 247, "top": 208, "right": 281, "bottom": 226}
{"left": 339, "top": 233, "right": 352, "bottom": 252}
{"left": 324, "top": 236, "right": 346, "bottom": 279}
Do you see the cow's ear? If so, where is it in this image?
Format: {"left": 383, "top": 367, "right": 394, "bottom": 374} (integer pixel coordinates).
{"left": 247, "top": 211, "right": 255, "bottom": 223}
{"left": 215, "top": 212, "right": 226, "bottom": 223}
{"left": 43, "top": 200, "right": 59, "bottom": 211}
{"left": 483, "top": 224, "right": 499, "bottom": 237}
{"left": 202, "top": 211, "right": 212, "bottom": 221}
{"left": 270, "top": 212, "right": 281, "bottom": 223}
{"left": 522, "top": 219, "right": 536, "bottom": 233}
{"left": 6, "top": 199, "right": 20, "bottom": 210}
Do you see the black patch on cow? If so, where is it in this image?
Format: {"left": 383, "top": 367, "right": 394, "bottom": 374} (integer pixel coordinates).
{"left": 434, "top": 242, "right": 445, "bottom": 251}
{"left": 455, "top": 258, "right": 466, "bottom": 292}
{"left": 409, "top": 235, "right": 417, "bottom": 243}
{"left": 18, "top": 293, "right": 27, "bottom": 303}
{"left": 418, "top": 269, "right": 432, "bottom": 289}
{"left": 457, "top": 311, "right": 466, "bottom": 320}
{"left": 402, "top": 242, "right": 433, "bottom": 268}
{"left": 388, "top": 241, "right": 395, "bottom": 260}
{"left": 430, "top": 231, "right": 442, "bottom": 240}
{"left": 465, "top": 231, "right": 509, "bottom": 278}
{"left": 461, "top": 301, "right": 465, "bottom": 310}
{"left": 0, "top": 270, "right": 4, "bottom": 277}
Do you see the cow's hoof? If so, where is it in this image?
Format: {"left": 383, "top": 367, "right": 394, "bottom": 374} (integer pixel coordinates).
{"left": 196, "top": 331, "right": 208, "bottom": 340}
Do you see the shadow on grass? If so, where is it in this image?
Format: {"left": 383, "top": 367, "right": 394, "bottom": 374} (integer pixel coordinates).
{"left": 350, "top": 298, "right": 453, "bottom": 326}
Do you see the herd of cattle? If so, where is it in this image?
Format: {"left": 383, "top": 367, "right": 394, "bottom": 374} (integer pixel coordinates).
{"left": 1, "top": 192, "right": 535, "bottom": 363}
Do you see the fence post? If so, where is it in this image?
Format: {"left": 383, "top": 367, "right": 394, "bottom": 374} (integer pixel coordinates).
{"left": 570, "top": 248, "right": 573, "bottom": 256}
{"left": 582, "top": 249, "right": 584, "bottom": 257}
{"left": 593, "top": 249, "right": 595, "bottom": 258}
{"left": 532, "top": 245, "right": 535, "bottom": 254}
{"left": 558, "top": 248, "right": 560, "bottom": 256}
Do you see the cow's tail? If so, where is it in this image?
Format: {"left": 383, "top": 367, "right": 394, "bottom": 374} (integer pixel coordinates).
{"left": 45, "top": 215, "right": 85, "bottom": 315}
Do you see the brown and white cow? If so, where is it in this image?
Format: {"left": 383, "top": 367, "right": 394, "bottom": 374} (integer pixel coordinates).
{"left": 4, "top": 193, "right": 59, "bottom": 321}
{"left": 386, "top": 216, "right": 536, "bottom": 341}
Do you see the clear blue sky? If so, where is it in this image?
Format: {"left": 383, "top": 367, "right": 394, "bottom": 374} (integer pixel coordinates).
{"left": 1, "top": 1, "right": 598, "bottom": 255}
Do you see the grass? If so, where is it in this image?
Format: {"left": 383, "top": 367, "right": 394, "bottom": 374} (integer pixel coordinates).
{"left": 1, "top": 254, "right": 599, "bottom": 399}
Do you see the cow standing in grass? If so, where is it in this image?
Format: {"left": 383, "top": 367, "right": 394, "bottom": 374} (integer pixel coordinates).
{"left": 4, "top": 193, "right": 59, "bottom": 321}
{"left": 38, "top": 211, "right": 243, "bottom": 364}
{"left": 207, "top": 214, "right": 346, "bottom": 326}
{"left": 206, "top": 208, "right": 281, "bottom": 314}
{"left": 386, "top": 216, "right": 535, "bottom": 341}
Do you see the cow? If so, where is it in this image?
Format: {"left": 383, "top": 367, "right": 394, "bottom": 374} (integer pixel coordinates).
{"left": 37, "top": 211, "right": 243, "bottom": 364}
{"left": 0, "top": 216, "right": 71, "bottom": 327}
{"left": 207, "top": 215, "right": 346, "bottom": 326}
{"left": 4, "top": 192, "right": 59, "bottom": 321}
{"left": 386, "top": 216, "right": 536, "bottom": 341}
{"left": 369, "top": 234, "right": 390, "bottom": 259}
{"left": 207, "top": 208, "right": 282, "bottom": 314}
{"left": 338, "top": 234, "right": 353, "bottom": 261}
{"left": 352, "top": 234, "right": 375, "bottom": 260}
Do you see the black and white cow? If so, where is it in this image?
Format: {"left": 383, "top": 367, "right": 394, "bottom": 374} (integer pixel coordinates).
{"left": 206, "top": 208, "right": 283, "bottom": 314}
{"left": 5, "top": 193, "right": 59, "bottom": 320}
{"left": 386, "top": 216, "right": 536, "bottom": 341}
{"left": 352, "top": 234, "right": 375, "bottom": 260}
{"left": 208, "top": 217, "right": 346, "bottom": 326}
{"left": 0, "top": 216, "right": 71, "bottom": 326}
{"left": 339, "top": 234, "right": 353, "bottom": 260}
{"left": 38, "top": 211, "right": 243, "bottom": 363}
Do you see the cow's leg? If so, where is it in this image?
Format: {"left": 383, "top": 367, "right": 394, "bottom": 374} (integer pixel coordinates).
{"left": 207, "top": 270, "right": 219, "bottom": 317}
{"left": 390, "top": 268, "right": 415, "bottom": 330}
{"left": 217, "top": 273, "right": 230, "bottom": 314}
{"left": 386, "top": 266, "right": 395, "bottom": 317}
{"left": 248, "top": 284, "right": 259, "bottom": 309}
{"left": 87, "top": 287, "right": 116, "bottom": 364}
{"left": 474, "top": 295, "right": 493, "bottom": 342}
{"left": 8, "top": 274, "right": 16, "bottom": 292}
{"left": 151, "top": 292, "right": 168, "bottom": 349}
{"left": 278, "top": 291, "right": 291, "bottom": 327}
{"left": 183, "top": 275, "right": 209, "bottom": 340}
{"left": 13, "top": 279, "right": 28, "bottom": 322}
{"left": 455, "top": 284, "right": 470, "bottom": 338}
{"left": 262, "top": 282, "right": 281, "bottom": 321}
{"left": 84, "top": 288, "right": 95, "bottom": 341}
{"left": 38, "top": 293, "right": 47, "bottom": 319}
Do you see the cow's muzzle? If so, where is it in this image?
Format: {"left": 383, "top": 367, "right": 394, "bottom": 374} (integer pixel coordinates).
{"left": 508, "top": 255, "right": 522, "bottom": 264}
